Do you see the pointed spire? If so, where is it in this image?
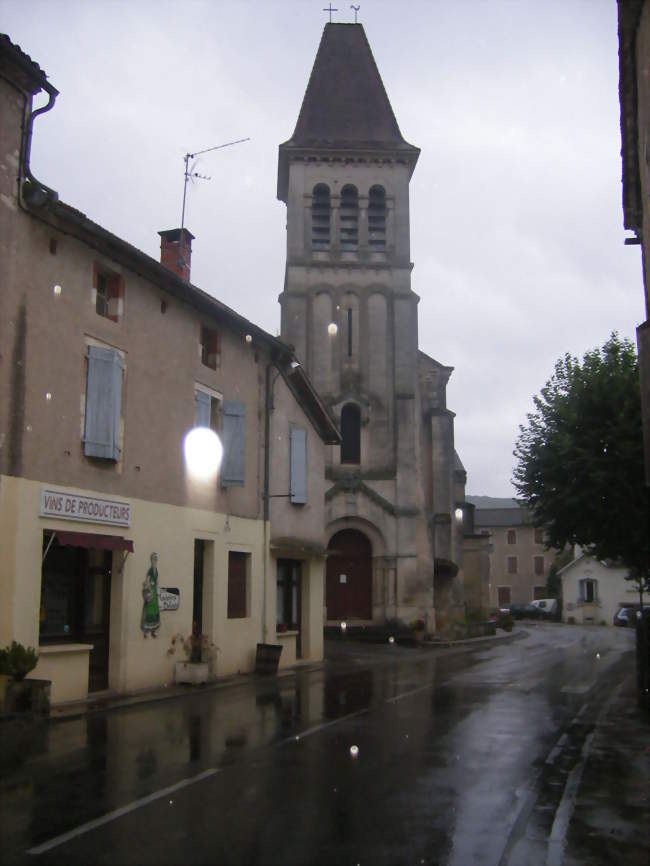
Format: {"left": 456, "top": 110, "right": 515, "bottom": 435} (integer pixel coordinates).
{"left": 278, "top": 24, "right": 419, "bottom": 200}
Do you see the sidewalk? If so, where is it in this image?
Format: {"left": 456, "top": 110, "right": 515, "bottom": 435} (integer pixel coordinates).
{"left": 564, "top": 672, "right": 650, "bottom": 865}
{"left": 45, "top": 626, "right": 521, "bottom": 721}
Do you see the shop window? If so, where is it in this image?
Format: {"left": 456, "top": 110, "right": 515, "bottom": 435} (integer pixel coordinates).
{"left": 507, "top": 529, "right": 516, "bottom": 545}
{"left": 201, "top": 325, "right": 221, "bottom": 370}
{"left": 340, "top": 403, "right": 361, "bottom": 464}
{"left": 507, "top": 556, "right": 518, "bottom": 575}
{"left": 368, "top": 185, "right": 386, "bottom": 250}
{"left": 534, "top": 555, "right": 545, "bottom": 576}
{"left": 94, "top": 264, "right": 123, "bottom": 322}
{"left": 340, "top": 184, "right": 358, "bottom": 250}
{"left": 83, "top": 345, "right": 123, "bottom": 461}
{"left": 312, "top": 184, "right": 331, "bottom": 249}
{"left": 277, "top": 559, "right": 301, "bottom": 630}
{"left": 579, "top": 578, "right": 598, "bottom": 604}
{"left": 227, "top": 551, "right": 250, "bottom": 618}
{"left": 290, "top": 427, "right": 307, "bottom": 504}
{"left": 221, "top": 400, "right": 246, "bottom": 486}
{"left": 195, "top": 387, "right": 221, "bottom": 432}
{"left": 497, "top": 586, "right": 511, "bottom": 607}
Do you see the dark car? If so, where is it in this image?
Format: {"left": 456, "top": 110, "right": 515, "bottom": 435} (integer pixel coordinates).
{"left": 509, "top": 603, "right": 540, "bottom": 620}
{"left": 613, "top": 607, "right": 640, "bottom": 627}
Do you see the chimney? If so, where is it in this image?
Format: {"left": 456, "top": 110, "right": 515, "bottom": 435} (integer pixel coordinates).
{"left": 158, "top": 228, "right": 195, "bottom": 282}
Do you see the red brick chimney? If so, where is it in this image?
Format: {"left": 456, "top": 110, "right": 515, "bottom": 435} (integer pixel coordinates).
{"left": 158, "top": 228, "right": 195, "bottom": 282}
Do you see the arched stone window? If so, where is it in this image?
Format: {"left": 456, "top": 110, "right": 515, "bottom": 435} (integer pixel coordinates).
{"left": 312, "top": 184, "right": 331, "bottom": 250}
{"left": 340, "top": 185, "right": 359, "bottom": 250}
{"left": 340, "top": 403, "right": 361, "bottom": 464}
{"left": 368, "top": 185, "right": 387, "bottom": 250}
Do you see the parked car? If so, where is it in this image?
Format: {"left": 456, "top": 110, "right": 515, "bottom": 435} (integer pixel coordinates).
{"left": 613, "top": 606, "right": 641, "bottom": 627}
{"left": 509, "top": 603, "right": 540, "bottom": 620}
{"left": 531, "top": 598, "right": 558, "bottom": 619}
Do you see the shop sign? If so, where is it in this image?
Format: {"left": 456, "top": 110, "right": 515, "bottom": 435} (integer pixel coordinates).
{"left": 40, "top": 489, "right": 131, "bottom": 527}
{"left": 159, "top": 588, "right": 180, "bottom": 611}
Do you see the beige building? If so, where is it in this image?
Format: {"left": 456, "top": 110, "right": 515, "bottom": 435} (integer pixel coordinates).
{"left": 278, "top": 23, "right": 467, "bottom": 633}
{"left": 618, "top": 0, "right": 650, "bottom": 484}
{"left": 468, "top": 498, "right": 560, "bottom": 610}
{"left": 0, "top": 35, "right": 339, "bottom": 704}
{"left": 560, "top": 552, "right": 637, "bottom": 626}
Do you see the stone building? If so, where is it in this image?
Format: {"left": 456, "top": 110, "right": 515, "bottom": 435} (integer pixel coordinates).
{"left": 0, "top": 34, "right": 339, "bottom": 704}
{"left": 467, "top": 497, "right": 562, "bottom": 610}
{"left": 618, "top": 0, "right": 650, "bottom": 485}
{"left": 277, "top": 23, "right": 467, "bottom": 632}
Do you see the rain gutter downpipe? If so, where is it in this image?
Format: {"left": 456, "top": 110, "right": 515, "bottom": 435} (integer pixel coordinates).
{"left": 20, "top": 78, "right": 60, "bottom": 208}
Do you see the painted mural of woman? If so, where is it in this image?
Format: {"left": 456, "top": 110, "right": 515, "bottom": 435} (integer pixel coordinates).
{"left": 141, "top": 552, "right": 161, "bottom": 637}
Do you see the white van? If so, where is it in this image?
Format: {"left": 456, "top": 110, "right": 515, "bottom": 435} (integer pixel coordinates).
{"left": 531, "top": 598, "right": 558, "bottom": 618}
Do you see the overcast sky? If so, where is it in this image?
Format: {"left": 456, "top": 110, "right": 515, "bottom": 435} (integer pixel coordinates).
{"left": 3, "top": 0, "right": 643, "bottom": 496}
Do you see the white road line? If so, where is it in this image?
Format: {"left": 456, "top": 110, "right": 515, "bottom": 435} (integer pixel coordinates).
{"left": 545, "top": 732, "right": 569, "bottom": 765}
{"left": 385, "top": 683, "right": 434, "bottom": 703}
{"left": 27, "top": 768, "right": 220, "bottom": 856}
{"left": 545, "top": 732, "right": 595, "bottom": 866}
{"left": 278, "top": 707, "right": 369, "bottom": 745}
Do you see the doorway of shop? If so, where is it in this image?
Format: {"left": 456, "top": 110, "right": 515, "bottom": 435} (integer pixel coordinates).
{"left": 40, "top": 535, "right": 112, "bottom": 691}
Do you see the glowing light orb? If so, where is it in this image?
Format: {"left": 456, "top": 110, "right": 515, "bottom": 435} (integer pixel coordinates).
{"left": 340, "top": 621, "right": 347, "bottom": 632}
{"left": 53, "top": 284, "right": 62, "bottom": 295}
{"left": 454, "top": 508, "right": 463, "bottom": 521}
{"left": 184, "top": 427, "right": 223, "bottom": 479}
{"left": 349, "top": 745, "right": 359, "bottom": 758}
{"left": 327, "top": 322, "right": 338, "bottom": 336}
{"left": 388, "top": 635, "right": 395, "bottom": 644}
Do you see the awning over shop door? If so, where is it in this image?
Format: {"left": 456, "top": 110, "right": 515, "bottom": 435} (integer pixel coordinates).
{"left": 54, "top": 530, "right": 134, "bottom": 552}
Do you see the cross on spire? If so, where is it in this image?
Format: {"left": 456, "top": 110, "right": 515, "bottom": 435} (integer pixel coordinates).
{"left": 323, "top": 4, "right": 338, "bottom": 23}
{"left": 350, "top": 5, "right": 360, "bottom": 23}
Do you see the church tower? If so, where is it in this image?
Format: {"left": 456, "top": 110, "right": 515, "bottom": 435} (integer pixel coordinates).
{"left": 278, "top": 23, "right": 462, "bottom": 629}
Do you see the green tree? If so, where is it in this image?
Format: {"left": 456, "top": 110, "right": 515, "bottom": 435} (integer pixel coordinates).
{"left": 513, "top": 334, "right": 649, "bottom": 597}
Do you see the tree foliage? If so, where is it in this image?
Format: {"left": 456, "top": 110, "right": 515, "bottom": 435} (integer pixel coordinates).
{"left": 513, "top": 334, "right": 648, "bottom": 588}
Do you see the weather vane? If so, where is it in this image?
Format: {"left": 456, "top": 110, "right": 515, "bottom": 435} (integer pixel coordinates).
{"left": 323, "top": 4, "right": 338, "bottom": 23}
{"left": 180, "top": 137, "right": 250, "bottom": 233}
{"left": 351, "top": 4, "right": 360, "bottom": 23}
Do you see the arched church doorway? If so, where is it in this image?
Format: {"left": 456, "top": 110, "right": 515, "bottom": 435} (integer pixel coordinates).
{"left": 326, "top": 530, "right": 372, "bottom": 620}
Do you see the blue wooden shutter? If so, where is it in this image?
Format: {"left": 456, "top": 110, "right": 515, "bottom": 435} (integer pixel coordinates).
{"left": 221, "top": 400, "right": 246, "bottom": 486}
{"left": 84, "top": 345, "right": 123, "bottom": 461}
{"left": 195, "top": 390, "right": 211, "bottom": 427}
{"left": 290, "top": 427, "right": 307, "bottom": 504}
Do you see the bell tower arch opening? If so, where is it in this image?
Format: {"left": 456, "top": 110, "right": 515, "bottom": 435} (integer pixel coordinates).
{"left": 326, "top": 529, "right": 372, "bottom": 621}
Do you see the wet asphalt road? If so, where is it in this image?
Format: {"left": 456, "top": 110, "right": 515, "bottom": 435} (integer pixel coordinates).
{"left": 0, "top": 624, "right": 640, "bottom": 866}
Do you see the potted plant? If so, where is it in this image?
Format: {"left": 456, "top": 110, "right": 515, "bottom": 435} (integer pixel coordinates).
{"left": 410, "top": 618, "right": 426, "bottom": 642}
{"left": 167, "top": 622, "right": 218, "bottom": 685}
{"left": 0, "top": 642, "right": 50, "bottom": 715}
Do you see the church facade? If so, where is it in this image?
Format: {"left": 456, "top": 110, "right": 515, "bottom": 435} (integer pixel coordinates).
{"left": 278, "top": 24, "right": 467, "bottom": 632}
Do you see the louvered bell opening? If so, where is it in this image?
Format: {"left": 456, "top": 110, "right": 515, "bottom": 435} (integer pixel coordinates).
{"left": 340, "top": 184, "right": 359, "bottom": 251}
{"left": 312, "top": 184, "right": 331, "bottom": 250}
{"left": 368, "top": 185, "right": 386, "bottom": 250}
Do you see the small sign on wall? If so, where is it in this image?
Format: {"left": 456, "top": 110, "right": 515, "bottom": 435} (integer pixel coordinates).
{"left": 159, "top": 588, "right": 180, "bottom": 611}
{"left": 339, "top": 574, "right": 347, "bottom": 584}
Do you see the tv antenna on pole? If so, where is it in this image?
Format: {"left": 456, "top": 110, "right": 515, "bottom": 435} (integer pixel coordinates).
{"left": 180, "top": 137, "right": 250, "bottom": 232}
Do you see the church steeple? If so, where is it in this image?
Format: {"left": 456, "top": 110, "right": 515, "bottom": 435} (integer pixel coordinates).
{"left": 278, "top": 23, "right": 419, "bottom": 202}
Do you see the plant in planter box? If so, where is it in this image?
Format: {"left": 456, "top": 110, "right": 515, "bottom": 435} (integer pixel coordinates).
{"left": 0, "top": 642, "right": 50, "bottom": 715}
{"left": 0, "top": 642, "right": 38, "bottom": 680}
{"left": 167, "top": 622, "right": 218, "bottom": 684}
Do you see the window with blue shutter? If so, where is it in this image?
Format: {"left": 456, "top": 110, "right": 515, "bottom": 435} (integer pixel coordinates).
{"left": 221, "top": 400, "right": 246, "bottom": 486}
{"left": 83, "top": 345, "right": 123, "bottom": 461}
{"left": 290, "top": 428, "right": 307, "bottom": 504}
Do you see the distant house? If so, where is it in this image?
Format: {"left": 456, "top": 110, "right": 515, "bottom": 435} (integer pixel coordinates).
{"left": 466, "top": 497, "right": 563, "bottom": 610}
{"left": 559, "top": 553, "right": 636, "bottom": 626}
